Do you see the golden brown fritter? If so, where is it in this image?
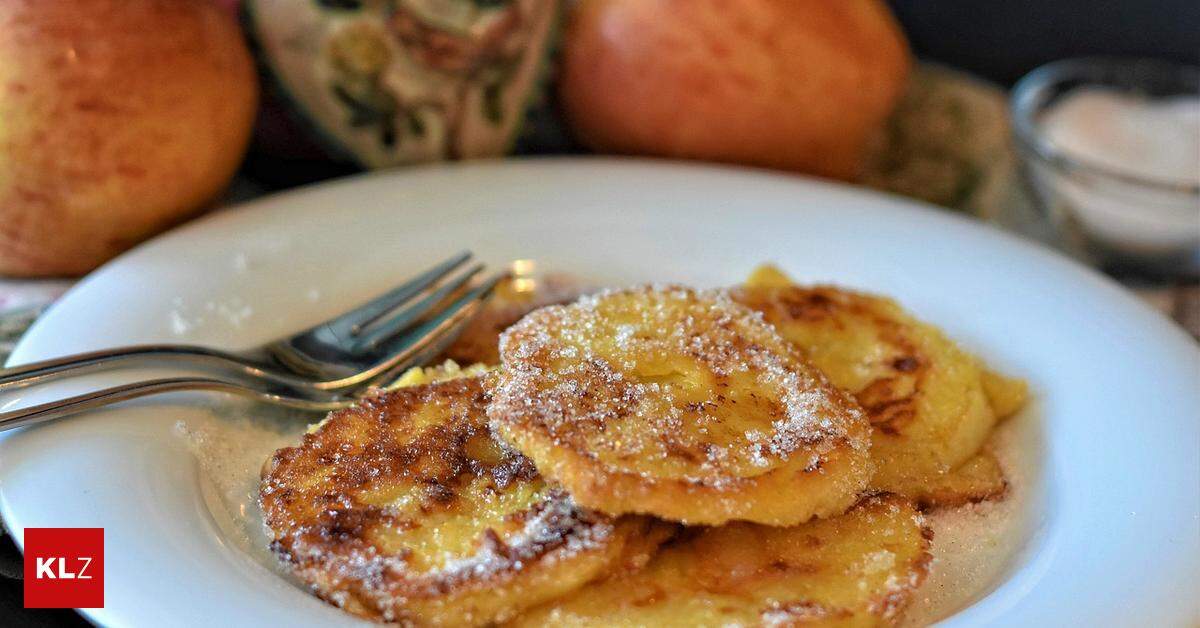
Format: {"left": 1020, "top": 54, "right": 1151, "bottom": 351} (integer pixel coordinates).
{"left": 260, "top": 376, "right": 662, "bottom": 626}
{"left": 905, "top": 450, "right": 1008, "bottom": 510}
{"left": 488, "top": 285, "right": 873, "bottom": 526}
{"left": 732, "top": 265, "right": 1027, "bottom": 506}
{"left": 508, "top": 494, "right": 932, "bottom": 627}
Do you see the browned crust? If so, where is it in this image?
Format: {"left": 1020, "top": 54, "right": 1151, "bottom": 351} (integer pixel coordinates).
{"left": 260, "top": 377, "right": 647, "bottom": 625}
{"left": 911, "top": 450, "right": 1011, "bottom": 511}
{"left": 917, "top": 479, "right": 1009, "bottom": 511}
{"left": 731, "top": 281, "right": 1024, "bottom": 512}
{"left": 730, "top": 284, "right": 932, "bottom": 436}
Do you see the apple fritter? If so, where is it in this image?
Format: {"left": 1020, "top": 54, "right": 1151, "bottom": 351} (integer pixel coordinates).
{"left": 732, "top": 266, "right": 1027, "bottom": 505}
{"left": 260, "top": 376, "right": 662, "bottom": 626}
{"left": 488, "top": 285, "right": 874, "bottom": 526}
{"left": 901, "top": 450, "right": 1008, "bottom": 510}
{"left": 508, "top": 494, "right": 932, "bottom": 627}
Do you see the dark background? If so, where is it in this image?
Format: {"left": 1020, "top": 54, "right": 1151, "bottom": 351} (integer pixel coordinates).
{"left": 4, "top": 1, "right": 1198, "bottom": 625}
{"left": 890, "top": 0, "right": 1200, "bottom": 85}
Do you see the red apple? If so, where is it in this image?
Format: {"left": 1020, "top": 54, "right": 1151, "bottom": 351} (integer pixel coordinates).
{"left": 560, "top": 0, "right": 911, "bottom": 180}
{"left": 0, "top": 0, "right": 258, "bottom": 276}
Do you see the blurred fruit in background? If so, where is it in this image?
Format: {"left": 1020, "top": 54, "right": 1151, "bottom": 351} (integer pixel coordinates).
{"left": 0, "top": 0, "right": 1174, "bottom": 282}
{"left": 557, "top": 0, "right": 911, "bottom": 181}
{"left": 0, "top": 0, "right": 258, "bottom": 277}
{"left": 242, "top": 0, "right": 559, "bottom": 169}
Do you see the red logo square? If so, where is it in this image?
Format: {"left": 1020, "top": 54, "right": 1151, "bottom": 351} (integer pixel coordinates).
{"left": 23, "top": 528, "right": 104, "bottom": 609}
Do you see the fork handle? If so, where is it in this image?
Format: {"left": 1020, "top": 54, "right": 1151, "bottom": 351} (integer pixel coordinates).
{"left": 0, "top": 344, "right": 318, "bottom": 392}
{"left": 0, "top": 376, "right": 353, "bottom": 433}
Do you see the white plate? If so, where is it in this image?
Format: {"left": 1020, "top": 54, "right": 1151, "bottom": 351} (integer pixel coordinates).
{"left": 1, "top": 159, "right": 1196, "bottom": 626}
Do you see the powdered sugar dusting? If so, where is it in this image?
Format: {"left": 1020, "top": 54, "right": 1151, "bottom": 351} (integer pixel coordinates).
{"left": 432, "top": 491, "right": 613, "bottom": 584}
{"left": 490, "top": 285, "right": 871, "bottom": 486}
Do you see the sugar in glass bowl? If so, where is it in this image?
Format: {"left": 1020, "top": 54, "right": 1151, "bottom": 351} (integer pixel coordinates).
{"left": 1011, "top": 57, "right": 1200, "bottom": 276}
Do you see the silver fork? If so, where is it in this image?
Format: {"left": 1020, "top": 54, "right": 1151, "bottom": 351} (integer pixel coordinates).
{"left": 0, "top": 252, "right": 505, "bottom": 432}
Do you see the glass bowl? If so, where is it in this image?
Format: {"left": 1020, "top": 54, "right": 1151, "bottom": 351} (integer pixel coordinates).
{"left": 1010, "top": 56, "right": 1200, "bottom": 278}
